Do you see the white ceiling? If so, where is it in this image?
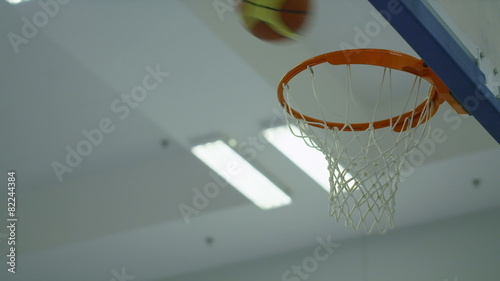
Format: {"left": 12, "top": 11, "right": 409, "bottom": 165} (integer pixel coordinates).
{"left": 0, "top": 0, "right": 499, "bottom": 280}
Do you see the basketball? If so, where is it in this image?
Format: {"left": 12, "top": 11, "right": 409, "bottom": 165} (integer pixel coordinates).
{"left": 240, "top": 0, "right": 311, "bottom": 42}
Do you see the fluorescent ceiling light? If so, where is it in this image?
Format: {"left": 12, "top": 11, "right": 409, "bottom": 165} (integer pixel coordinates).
{"left": 5, "top": 0, "right": 30, "bottom": 4}
{"left": 262, "top": 124, "right": 355, "bottom": 192}
{"left": 192, "top": 140, "right": 291, "bottom": 210}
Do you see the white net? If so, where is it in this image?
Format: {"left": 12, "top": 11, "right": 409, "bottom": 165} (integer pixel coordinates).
{"left": 281, "top": 64, "right": 436, "bottom": 234}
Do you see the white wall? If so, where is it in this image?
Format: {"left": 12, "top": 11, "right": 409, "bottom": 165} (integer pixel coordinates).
{"left": 163, "top": 207, "right": 500, "bottom": 281}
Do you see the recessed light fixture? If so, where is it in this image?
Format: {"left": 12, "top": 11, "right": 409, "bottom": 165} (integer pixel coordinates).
{"left": 5, "top": 0, "right": 30, "bottom": 5}
{"left": 262, "top": 124, "right": 355, "bottom": 192}
{"left": 192, "top": 140, "right": 291, "bottom": 210}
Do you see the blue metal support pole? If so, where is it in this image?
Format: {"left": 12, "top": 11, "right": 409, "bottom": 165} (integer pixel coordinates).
{"left": 367, "top": 0, "right": 500, "bottom": 143}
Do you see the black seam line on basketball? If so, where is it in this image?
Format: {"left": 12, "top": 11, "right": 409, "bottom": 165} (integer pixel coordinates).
{"left": 242, "top": 0, "right": 308, "bottom": 14}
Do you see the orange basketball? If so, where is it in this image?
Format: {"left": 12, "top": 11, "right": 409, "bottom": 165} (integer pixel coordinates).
{"left": 240, "top": 0, "right": 311, "bottom": 42}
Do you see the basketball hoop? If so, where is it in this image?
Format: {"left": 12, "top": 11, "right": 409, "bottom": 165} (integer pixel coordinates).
{"left": 277, "top": 49, "right": 466, "bottom": 234}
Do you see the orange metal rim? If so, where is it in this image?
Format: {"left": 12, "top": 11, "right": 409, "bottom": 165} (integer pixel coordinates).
{"left": 277, "top": 49, "right": 461, "bottom": 132}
